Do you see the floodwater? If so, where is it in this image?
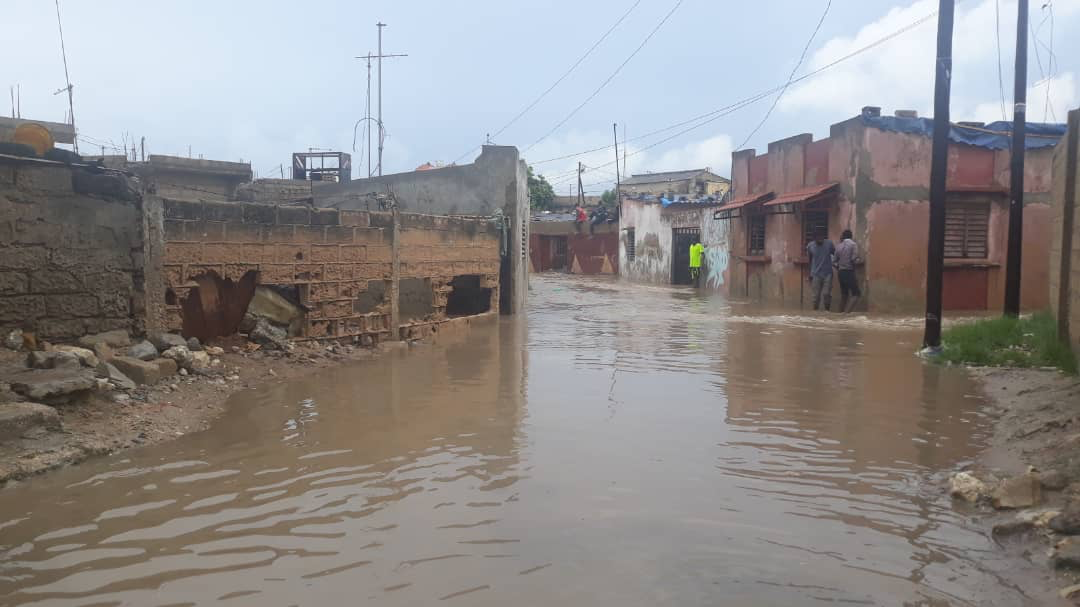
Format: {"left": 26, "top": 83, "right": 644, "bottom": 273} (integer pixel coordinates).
{"left": 0, "top": 274, "right": 1058, "bottom": 606}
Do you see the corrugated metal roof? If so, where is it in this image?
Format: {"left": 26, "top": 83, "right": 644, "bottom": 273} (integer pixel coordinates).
{"left": 622, "top": 168, "right": 729, "bottom": 186}
{"left": 714, "top": 191, "right": 775, "bottom": 212}
{"left": 763, "top": 182, "right": 839, "bottom": 206}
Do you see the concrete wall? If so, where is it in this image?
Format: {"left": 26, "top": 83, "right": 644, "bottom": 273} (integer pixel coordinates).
{"left": 161, "top": 198, "right": 499, "bottom": 343}
{"left": 0, "top": 158, "right": 145, "bottom": 341}
{"left": 317, "top": 145, "right": 529, "bottom": 316}
{"left": 529, "top": 221, "right": 618, "bottom": 275}
{"left": 1050, "top": 109, "right": 1080, "bottom": 358}
{"left": 618, "top": 200, "right": 721, "bottom": 285}
{"left": 137, "top": 155, "right": 252, "bottom": 203}
{"left": 721, "top": 117, "right": 1056, "bottom": 312}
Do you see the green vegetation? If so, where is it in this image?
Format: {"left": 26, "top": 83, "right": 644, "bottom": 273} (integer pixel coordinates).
{"left": 527, "top": 166, "right": 555, "bottom": 211}
{"left": 600, "top": 189, "right": 617, "bottom": 206}
{"left": 940, "top": 311, "right": 1077, "bottom": 374}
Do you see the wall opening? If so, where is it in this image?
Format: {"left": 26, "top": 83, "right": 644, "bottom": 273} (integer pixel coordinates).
{"left": 399, "top": 277, "right": 434, "bottom": 321}
{"left": 179, "top": 270, "right": 257, "bottom": 341}
{"left": 446, "top": 274, "right": 492, "bottom": 317}
{"left": 354, "top": 280, "right": 390, "bottom": 314}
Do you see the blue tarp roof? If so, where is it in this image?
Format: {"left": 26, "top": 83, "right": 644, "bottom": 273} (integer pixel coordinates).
{"left": 862, "top": 115, "right": 1066, "bottom": 150}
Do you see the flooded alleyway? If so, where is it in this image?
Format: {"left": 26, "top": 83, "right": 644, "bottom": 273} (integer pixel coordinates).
{"left": 0, "top": 274, "right": 1056, "bottom": 606}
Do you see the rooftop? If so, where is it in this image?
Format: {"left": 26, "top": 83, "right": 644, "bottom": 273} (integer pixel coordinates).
{"left": 622, "top": 168, "right": 729, "bottom": 186}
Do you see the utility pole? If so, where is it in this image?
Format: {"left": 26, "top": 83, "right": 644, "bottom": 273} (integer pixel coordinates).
{"left": 923, "top": 0, "right": 956, "bottom": 350}
{"left": 53, "top": 0, "right": 77, "bottom": 154}
{"left": 1004, "top": 0, "right": 1029, "bottom": 317}
{"left": 360, "top": 23, "right": 407, "bottom": 177}
{"left": 577, "top": 162, "right": 585, "bottom": 207}
{"left": 613, "top": 123, "right": 621, "bottom": 204}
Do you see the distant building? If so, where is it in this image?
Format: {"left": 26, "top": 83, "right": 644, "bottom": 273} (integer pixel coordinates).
{"left": 550, "top": 195, "right": 602, "bottom": 211}
{"left": 530, "top": 214, "right": 618, "bottom": 275}
{"left": 621, "top": 168, "right": 730, "bottom": 198}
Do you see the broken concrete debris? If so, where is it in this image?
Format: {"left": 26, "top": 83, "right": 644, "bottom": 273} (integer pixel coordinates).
{"left": 96, "top": 361, "right": 137, "bottom": 390}
{"left": 248, "top": 317, "right": 289, "bottom": 350}
{"left": 110, "top": 356, "right": 171, "bottom": 386}
{"left": 128, "top": 340, "right": 159, "bottom": 361}
{"left": 161, "top": 345, "right": 194, "bottom": 369}
{"left": 78, "top": 330, "right": 132, "bottom": 349}
{"left": 949, "top": 471, "right": 991, "bottom": 503}
{"left": 150, "top": 333, "right": 188, "bottom": 352}
{"left": 992, "top": 473, "right": 1043, "bottom": 510}
{"left": 244, "top": 286, "right": 304, "bottom": 337}
{"left": 187, "top": 337, "right": 203, "bottom": 351}
{"left": 0, "top": 402, "right": 60, "bottom": 441}
{"left": 10, "top": 369, "right": 97, "bottom": 403}
{"left": 27, "top": 350, "right": 82, "bottom": 371}
{"left": 4, "top": 330, "right": 22, "bottom": 351}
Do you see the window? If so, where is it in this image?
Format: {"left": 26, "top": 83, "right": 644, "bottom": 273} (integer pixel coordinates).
{"left": 747, "top": 214, "right": 766, "bottom": 256}
{"left": 553, "top": 236, "right": 567, "bottom": 256}
{"left": 945, "top": 200, "right": 989, "bottom": 259}
{"left": 803, "top": 211, "right": 829, "bottom": 245}
{"left": 625, "top": 228, "right": 636, "bottom": 261}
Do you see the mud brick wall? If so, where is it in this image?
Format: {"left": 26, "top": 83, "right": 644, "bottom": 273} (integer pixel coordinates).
{"left": 0, "top": 161, "right": 143, "bottom": 341}
{"left": 161, "top": 200, "right": 500, "bottom": 343}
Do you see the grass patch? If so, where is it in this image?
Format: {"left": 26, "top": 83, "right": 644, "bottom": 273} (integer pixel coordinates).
{"left": 940, "top": 311, "right": 1077, "bottom": 374}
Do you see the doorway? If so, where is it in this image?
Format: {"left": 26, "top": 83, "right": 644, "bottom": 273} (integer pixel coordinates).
{"left": 671, "top": 227, "right": 700, "bottom": 285}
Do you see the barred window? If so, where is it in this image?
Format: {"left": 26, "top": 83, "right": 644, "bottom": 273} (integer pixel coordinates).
{"left": 803, "top": 211, "right": 828, "bottom": 245}
{"left": 625, "top": 228, "right": 636, "bottom": 261}
{"left": 944, "top": 201, "right": 989, "bottom": 259}
{"left": 747, "top": 214, "right": 766, "bottom": 256}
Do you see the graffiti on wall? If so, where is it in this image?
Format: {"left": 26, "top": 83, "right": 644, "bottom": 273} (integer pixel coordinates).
{"left": 704, "top": 247, "right": 729, "bottom": 288}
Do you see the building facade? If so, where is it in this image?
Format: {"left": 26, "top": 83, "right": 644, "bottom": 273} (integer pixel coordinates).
{"left": 621, "top": 168, "right": 730, "bottom": 199}
{"left": 530, "top": 219, "right": 618, "bottom": 275}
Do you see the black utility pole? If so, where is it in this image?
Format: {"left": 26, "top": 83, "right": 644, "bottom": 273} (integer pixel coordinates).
{"left": 1003, "top": 0, "right": 1029, "bottom": 316}
{"left": 613, "top": 123, "right": 621, "bottom": 203}
{"left": 923, "top": 0, "right": 956, "bottom": 350}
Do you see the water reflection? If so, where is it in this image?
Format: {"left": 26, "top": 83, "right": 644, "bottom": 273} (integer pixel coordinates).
{"left": 0, "top": 275, "right": 1054, "bottom": 606}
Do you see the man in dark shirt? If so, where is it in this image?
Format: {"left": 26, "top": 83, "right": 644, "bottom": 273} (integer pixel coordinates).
{"left": 806, "top": 233, "right": 835, "bottom": 311}
{"left": 835, "top": 229, "right": 861, "bottom": 312}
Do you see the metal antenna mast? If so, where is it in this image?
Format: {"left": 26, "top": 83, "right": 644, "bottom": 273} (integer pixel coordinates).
{"left": 53, "top": 0, "right": 77, "bottom": 153}
{"left": 375, "top": 22, "right": 406, "bottom": 176}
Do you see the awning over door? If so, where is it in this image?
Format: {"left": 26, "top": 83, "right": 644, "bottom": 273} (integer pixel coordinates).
{"left": 713, "top": 192, "right": 775, "bottom": 219}
{"left": 763, "top": 182, "right": 839, "bottom": 214}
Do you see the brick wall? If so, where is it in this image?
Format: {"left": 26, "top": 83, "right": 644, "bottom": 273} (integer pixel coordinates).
{"left": 0, "top": 160, "right": 144, "bottom": 341}
{"left": 161, "top": 198, "right": 500, "bottom": 343}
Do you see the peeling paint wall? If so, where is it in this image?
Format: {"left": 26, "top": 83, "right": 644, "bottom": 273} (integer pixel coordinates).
{"left": 619, "top": 200, "right": 670, "bottom": 284}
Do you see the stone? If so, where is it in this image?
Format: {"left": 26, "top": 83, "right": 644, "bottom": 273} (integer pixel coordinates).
{"left": 161, "top": 345, "right": 194, "bottom": 370}
{"left": 1017, "top": 508, "right": 1061, "bottom": 528}
{"left": 992, "top": 473, "right": 1043, "bottom": 509}
{"left": 149, "top": 332, "right": 187, "bottom": 352}
{"left": 154, "top": 358, "right": 179, "bottom": 378}
{"left": 190, "top": 351, "right": 210, "bottom": 370}
{"left": 9, "top": 369, "right": 96, "bottom": 403}
{"left": 179, "top": 368, "right": 188, "bottom": 376}
{"left": 950, "top": 471, "right": 989, "bottom": 503}
{"left": 127, "top": 340, "right": 158, "bottom": 361}
{"left": 96, "top": 361, "right": 136, "bottom": 390}
{"left": 245, "top": 286, "right": 303, "bottom": 336}
{"left": 991, "top": 519, "right": 1035, "bottom": 537}
{"left": 1054, "top": 540, "right": 1080, "bottom": 570}
{"left": 249, "top": 318, "right": 288, "bottom": 350}
{"left": 1050, "top": 503, "right": 1080, "bottom": 535}
{"left": 186, "top": 337, "right": 203, "bottom": 351}
{"left": 1040, "top": 469, "right": 1069, "bottom": 491}
{"left": 92, "top": 341, "right": 115, "bottom": 362}
{"left": 111, "top": 356, "right": 169, "bottom": 386}
{"left": 1060, "top": 584, "right": 1080, "bottom": 599}
{"left": 4, "top": 329, "right": 22, "bottom": 351}
{"left": 205, "top": 346, "right": 224, "bottom": 356}
{"left": 112, "top": 392, "right": 131, "bottom": 404}
{"left": 0, "top": 402, "right": 61, "bottom": 441}
{"left": 77, "top": 329, "right": 131, "bottom": 349}
{"left": 52, "top": 345, "right": 99, "bottom": 368}
{"left": 27, "top": 350, "right": 81, "bottom": 371}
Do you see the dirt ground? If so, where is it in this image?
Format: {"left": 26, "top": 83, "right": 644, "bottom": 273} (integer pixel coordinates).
{"left": 960, "top": 366, "right": 1080, "bottom": 600}
{"left": 0, "top": 340, "right": 399, "bottom": 487}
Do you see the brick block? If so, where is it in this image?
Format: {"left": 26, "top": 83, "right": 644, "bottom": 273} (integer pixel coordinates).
{"left": 184, "top": 264, "right": 223, "bottom": 281}
{"left": 164, "top": 199, "right": 202, "bottom": 220}
{"left": 258, "top": 264, "right": 295, "bottom": 284}
{"left": 355, "top": 263, "right": 391, "bottom": 280}
{"left": 163, "top": 265, "right": 184, "bottom": 287}
{"left": 311, "top": 208, "right": 340, "bottom": 226}
{"left": 39, "top": 318, "right": 87, "bottom": 340}
{"left": 15, "top": 166, "right": 73, "bottom": 194}
{"left": 309, "top": 244, "right": 340, "bottom": 262}
{"left": 339, "top": 245, "right": 366, "bottom": 262}
{"left": 46, "top": 294, "right": 99, "bottom": 317}
{"left": 0, "top": 295, "right": 45, "bottom": 323}
{"left": 306, "top": 319, "right": 331, "bottom": 338}
{"left": 185, "top": 221, "right": 226, "bottom": 242}
{"left": 241, "top": 243, "right": 271, "bottom": 263}
{"left": 323, "top": 263, "right": 353, "bottom": 281}
{"left": 225, "top": 221, "right": 263, "bottom": 243}
{"left": 202, "top": 243, "right": 248, "bottom": 265}
{"left": 340, "top": 210, "right": 370, "bottom": 227}
{"left": 294, "top": 264, "right": 324, "bottom": 282}
{"left": 242, "top": 203, "right": 276, "bottom": 224}
{"left": 306, "top": 282, "right": 338, "bottom": 302}
{"left": 337, "top": 280, "right": 365, "bottom": 298}
{"left": 83, "top": 272, "right": 133, "bottom": 293}
{"left": 164, "top": 220, "right": 186, "bottom": 241}
{"left": 366, "top": 246, "right": 392, "bottom": 262}
{"left": 0, "top": 246, "right": 48, "bottom": 270}
{"left": 264, "top": 225, "right": 297, "bottom": 243}
{"left": 317, "top": 300, "right": 352, "bottom": 319}
{"left": 272, "top": 244, "right": 308, "bottom": 263}
{"left": 165, "top": 242, "right": 203, "bottom": 264}
{"left": 99, "top": 292, "right": 130, "bottom": 316}
{"left": 224, "top": 264, "right": 258, "bottom": 281}
{"left": 370, "top": 213, "right": 394, "bottom": 228}
{"left": 0, "top": 272, "right": 28, "bottom": 295}
{"left": 202, "top": 201, "right": 244, "bottom": 222}
{"left": 353, "top": 228, "right": 386, "bottom": 245}
{"left": 30, "top": 270, "right": 82, "bottom": 293}
{"left": 277, "top": 206, "right": 310, "bottom": 225}
{"left": 294, "top": 225, "right": 325, "bottom": 244}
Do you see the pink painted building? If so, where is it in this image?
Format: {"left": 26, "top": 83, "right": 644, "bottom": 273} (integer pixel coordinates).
{"left": 714, "top": 107, "right": 1064, "bottom": 312}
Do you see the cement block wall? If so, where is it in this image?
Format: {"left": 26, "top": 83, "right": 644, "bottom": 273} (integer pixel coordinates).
{"left": 1050, "top": 109, "right": 1080, "bottom": 358}
{"left": 0, "top": 159, "right": 145, "bottom": 341}
{"left": 161, "top": 199, "right": 500, "bottom": 343}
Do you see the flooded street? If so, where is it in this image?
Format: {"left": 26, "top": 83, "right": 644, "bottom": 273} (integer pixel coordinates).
{"left": 0, "top": 274, "right": 1055, "bottom": 606}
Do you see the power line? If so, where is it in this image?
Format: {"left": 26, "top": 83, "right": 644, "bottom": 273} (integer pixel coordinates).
{"left": 451, "top": 0, "right": 644, "bottom": 166}
{"left": 529, "top": 10, "right": 937, "bottom": 173}
{"left": 995, "top": 0, "right": 1008, "bottom": 121}
{"left": 522, "top": 0, "right": 684, "bottom": 154}
{"left": 735, "top": 0, "right": 832, "bottom": 151}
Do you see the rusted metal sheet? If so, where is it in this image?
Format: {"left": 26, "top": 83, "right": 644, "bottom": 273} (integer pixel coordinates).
{"left": 943, "top": 267, "right": 989, "bottom": 310}
{"left": 180, "top": 271, "right": 258, "bottom": 341}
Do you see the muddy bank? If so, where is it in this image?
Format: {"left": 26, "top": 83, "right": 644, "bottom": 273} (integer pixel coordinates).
{"left": 954, "top": 366, "right": 1080, "bottom": 599}
{"left": 0, "top": 340, "right": 403, "bottom": 487}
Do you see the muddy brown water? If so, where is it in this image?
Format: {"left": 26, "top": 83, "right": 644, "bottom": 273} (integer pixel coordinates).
{"left": 0, "top": 275, "right": 1059, "bottom": 606}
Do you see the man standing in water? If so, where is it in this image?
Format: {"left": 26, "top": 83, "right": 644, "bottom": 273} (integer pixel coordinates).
{"left": 806, "top": 232, "right": 835, "bottom": 311}
{"left": 689, "top": 239, "right": 705, "bottom": 288}
{"left": 835, "top": 229, "right": 861, "bottom": 312}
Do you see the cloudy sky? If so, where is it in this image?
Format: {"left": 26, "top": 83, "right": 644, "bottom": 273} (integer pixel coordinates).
{"left": 6, "top": 0, "right": 1079, "bottom": 194}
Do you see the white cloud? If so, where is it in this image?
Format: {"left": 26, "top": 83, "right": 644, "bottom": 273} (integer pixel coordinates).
{"left": 971, "top": 72, "right": 1079, "bottom": 123}
{"left": 779, "top": 0, "right": 1080, "bottom": 123}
